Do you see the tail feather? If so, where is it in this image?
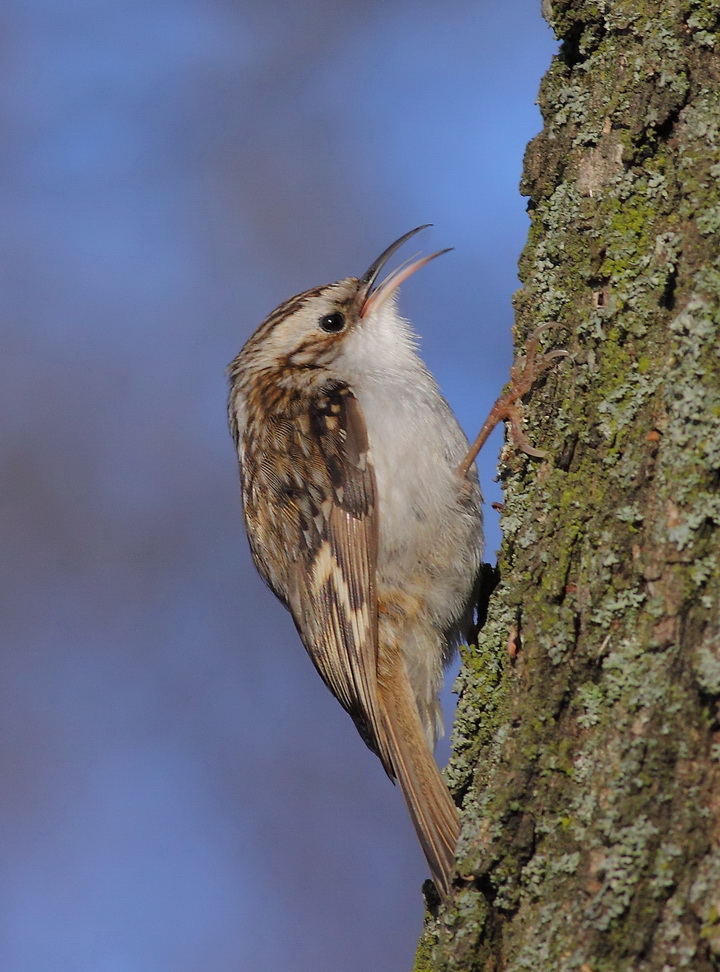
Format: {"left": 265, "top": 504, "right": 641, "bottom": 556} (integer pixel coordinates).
{"left": 379, "top": 668, "right": 460, "bottom": 897}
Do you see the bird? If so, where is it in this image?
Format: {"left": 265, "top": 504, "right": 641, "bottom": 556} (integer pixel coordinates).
{"left": 227, "top": 226, "right": 484, "bottom": 897}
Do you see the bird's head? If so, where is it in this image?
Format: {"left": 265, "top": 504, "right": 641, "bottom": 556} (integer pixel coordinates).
{"left": 230, "top": 226, "right": 451, "bottom": 388}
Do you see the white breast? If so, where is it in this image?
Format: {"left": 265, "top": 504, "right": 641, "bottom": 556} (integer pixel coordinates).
{"left": 337, "top": 301, "right": 479, "bottom": 577}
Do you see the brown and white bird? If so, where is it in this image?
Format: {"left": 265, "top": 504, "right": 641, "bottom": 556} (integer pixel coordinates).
{"left": 227, "top": 226, "right": 483, "bottom": 896}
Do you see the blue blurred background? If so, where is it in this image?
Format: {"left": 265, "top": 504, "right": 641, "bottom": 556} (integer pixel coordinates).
{"left": 1, "top": 2, "right": 555, "bottom": 969}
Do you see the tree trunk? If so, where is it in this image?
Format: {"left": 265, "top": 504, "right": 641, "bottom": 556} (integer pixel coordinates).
{"left": 417, "top": 2, "right": 720, "bottom": 969}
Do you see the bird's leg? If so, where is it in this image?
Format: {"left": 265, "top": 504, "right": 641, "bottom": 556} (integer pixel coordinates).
{"left": 458, "top": 323, "right": 567, "bottom": 477}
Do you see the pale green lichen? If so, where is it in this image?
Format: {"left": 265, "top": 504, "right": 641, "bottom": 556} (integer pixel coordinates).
{"left": 427, "top": 2, "right": 720, "bottom": 969}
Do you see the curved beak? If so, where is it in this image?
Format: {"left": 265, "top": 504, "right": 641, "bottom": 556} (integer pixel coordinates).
{"left": 359, "top": 225, "right": 453, "bottom": 319}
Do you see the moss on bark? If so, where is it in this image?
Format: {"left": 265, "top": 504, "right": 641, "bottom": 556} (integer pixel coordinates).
{"left": 417, "top": 1, "right": 720, "bottom": 968}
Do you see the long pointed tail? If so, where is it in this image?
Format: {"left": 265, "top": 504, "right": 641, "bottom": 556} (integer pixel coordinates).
{"left": 378, "top": 663, "right": 460, "bottom": 897}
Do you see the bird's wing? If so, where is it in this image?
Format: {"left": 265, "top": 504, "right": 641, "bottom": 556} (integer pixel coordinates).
{"left": 283, "top": 384, "right": 393, "bottom": 775}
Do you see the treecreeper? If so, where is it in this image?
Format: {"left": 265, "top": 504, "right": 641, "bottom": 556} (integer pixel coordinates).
{"left": 227, "top": 225, "right": 565, "bottom": 894}
{"left": 227, "top": 226, "right": 483, "bottom": 896}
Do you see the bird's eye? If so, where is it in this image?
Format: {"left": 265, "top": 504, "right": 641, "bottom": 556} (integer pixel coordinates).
{"left": 318, "top": 311, "right": 346, "bottom": 333}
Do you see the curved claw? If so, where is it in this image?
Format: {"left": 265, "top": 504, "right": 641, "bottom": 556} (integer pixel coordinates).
{"left": 458, "top": 324, "right": 568, "bottom": 476}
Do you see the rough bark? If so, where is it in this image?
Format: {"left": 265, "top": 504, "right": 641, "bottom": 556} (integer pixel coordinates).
{"left": 416, "top": 1, "right": 720, "bottom": 969}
